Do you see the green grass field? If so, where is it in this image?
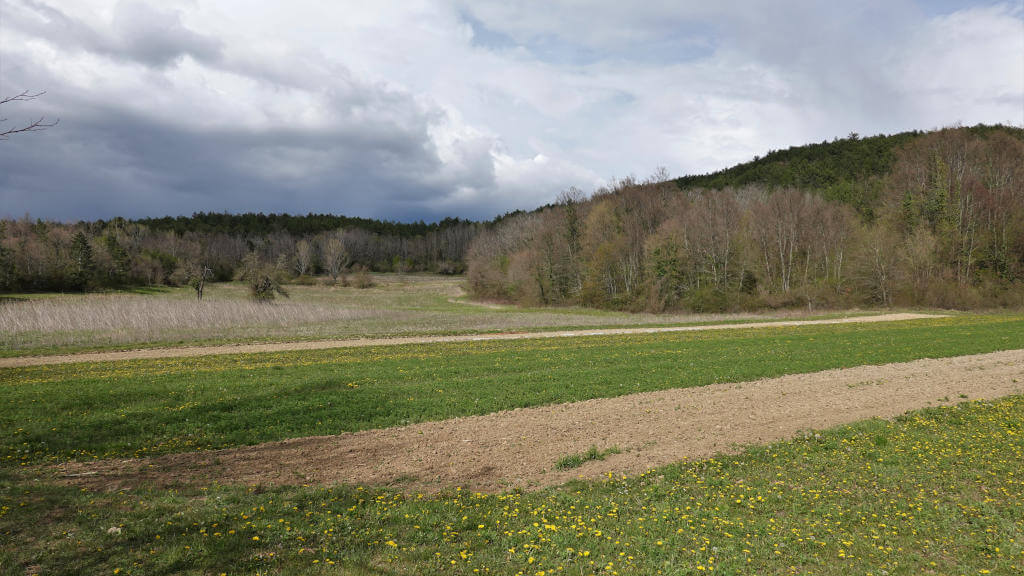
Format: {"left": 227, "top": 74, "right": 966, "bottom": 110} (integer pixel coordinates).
{"left": 2, "top": 314, "right": 1023, "bottom": 574}
{"left": 3, "top": 315, "right": 1021, "bottom": 464}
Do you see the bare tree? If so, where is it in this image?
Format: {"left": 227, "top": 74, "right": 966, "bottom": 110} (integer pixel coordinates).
{"left": 644, "top": 166, "right": 671, "bottom": 185}
{"left": 0, "top": 91, "right": 58, "bottom": 139}
{"left": 320, "top": 234, "right": 351, "bottom": 282}
{"left": 685, "top": 191, "right": 741, "bottom": 289}
{"left": 855, "top": 225, "right": 899, "bottom": 306}
{"left": 293, "top": 239, "right": 314, "bottom": 276}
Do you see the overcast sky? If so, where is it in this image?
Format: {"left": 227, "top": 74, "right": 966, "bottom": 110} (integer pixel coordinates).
{"left": 1, "top": 1, "right": 1022, "bottom": 222}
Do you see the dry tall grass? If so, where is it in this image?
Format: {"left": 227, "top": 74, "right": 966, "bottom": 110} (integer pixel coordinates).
{"left": 1, "top": 277, "right": 787, "bottom": 353}
{"left": 1, "top": 294, "right": 377, "bottom": 349}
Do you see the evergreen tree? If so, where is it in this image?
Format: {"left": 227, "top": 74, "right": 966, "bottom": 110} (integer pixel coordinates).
{"left": 0, "top": 222, "right": 13, "bottom": 291}
{"left": 899, "top": 189, "right": 917, "bottom": 233}
{"left": 69, "top": 231, "right": 95, "bottom": 290}
{"left": 104, "top": 234, "right": 130, "bottom": 285}
{"left": 923, "top": 154, "right": 950, "bottom": 230}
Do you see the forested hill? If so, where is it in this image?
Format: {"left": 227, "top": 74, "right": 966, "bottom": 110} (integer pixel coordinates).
{"left": 675, "top": 124, "right": 1024, "bottom": 216}
{"left": 468, "top": 124, "right": 1024, "bottom": 312}
{"left": 676, "top": 132, "right": 916, "bottom": 190}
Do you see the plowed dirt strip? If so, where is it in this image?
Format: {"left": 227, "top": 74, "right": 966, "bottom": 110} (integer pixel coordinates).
{"left": 55, "top": 348, "right": 1024, "bottom": 493}
{"left": 3, "top": 312, "right": 939, "bottom": 367}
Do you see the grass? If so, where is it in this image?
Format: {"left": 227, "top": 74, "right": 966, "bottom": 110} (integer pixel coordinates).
{"left": 2, "top": 310, "right": 1021, "bottom": 573}
{"left": 2, "top": 314, "right": 1022, "bottom": 464}
{"left": 0, "top": 274, "right": 879, "bottom": 356}
{"left": 2, "top": 395, "right": 1021, "bottom": 575}
{"left": 0, "top": 292, "right": 377, "bottom": 338}
{"left": 555, "top": 445, "right": 622, "bottom": 470}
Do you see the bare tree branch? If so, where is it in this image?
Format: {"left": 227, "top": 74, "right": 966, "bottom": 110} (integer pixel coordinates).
{"left": 0, "top": 90, "right": 46, "bottom": 105}
{"left": 0, "top": 90, "right": 59, "bottom": 140}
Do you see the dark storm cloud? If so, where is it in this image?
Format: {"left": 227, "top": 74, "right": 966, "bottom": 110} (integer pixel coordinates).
{"left": 0, "top": 0, "right": 508, "bottom": 222}
{"left": 0, "top": 105, "right": 501, "bottom": 222}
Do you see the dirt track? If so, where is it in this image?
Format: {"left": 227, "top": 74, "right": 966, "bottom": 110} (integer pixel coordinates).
{"left": 55, "top": 347, "right": 1024, "bottom": 493}
{"left": 3, "top": 313, "right": 940, "bottom": 368}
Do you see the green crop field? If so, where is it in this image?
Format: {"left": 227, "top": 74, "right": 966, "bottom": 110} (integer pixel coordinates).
{"left": 2, "top": 315, "right": 1021, "bottom": 464}
{"left": 2, "top": 314, "right": 1023, "bottom": 575}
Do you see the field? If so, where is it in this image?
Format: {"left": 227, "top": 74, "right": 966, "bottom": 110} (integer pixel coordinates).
{"left": 0, "top": 314, "right": 1019, "bottom": 463}
{"left": 0, "top": 275, "right": 791, "bottom": 356}
{"left": 2, "top": 280, "right": 1023, "bottom": 574}
{"left": 3, "top": 396, "right": 1022, "bottom": 575}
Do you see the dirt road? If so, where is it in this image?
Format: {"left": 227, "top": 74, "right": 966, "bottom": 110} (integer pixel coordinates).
{"left": 55, "top": 347, "right": 1023, "bottom": 493}
{"left": 4, "top": 312, "right": 940, "bottom": 368}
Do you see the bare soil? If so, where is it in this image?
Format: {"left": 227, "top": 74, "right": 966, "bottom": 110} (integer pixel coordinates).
{"left": 53, "top": 347, "right": 1023, "bottom": 493}
{"left": 2, "top": 312, "right": 939, "bottom": 368}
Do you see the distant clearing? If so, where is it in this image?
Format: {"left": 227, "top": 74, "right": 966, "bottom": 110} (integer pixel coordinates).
{"left": 0, "top": 275, "right": 800, "bottom": 355}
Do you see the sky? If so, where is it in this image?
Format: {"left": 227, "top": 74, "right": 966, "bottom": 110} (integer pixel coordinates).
{"left": 1, "top": 1, "right": 1022, "bottom": 223}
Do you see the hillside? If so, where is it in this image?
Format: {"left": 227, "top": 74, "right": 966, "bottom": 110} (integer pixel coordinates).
{"left": 469, "top": 124, "right": 1024, "bottom": 311}
{"left": 675, "top": 124, "right": 1024, "bottom": 217}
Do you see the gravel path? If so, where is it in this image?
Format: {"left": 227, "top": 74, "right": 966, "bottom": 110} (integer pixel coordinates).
{"left": 55, "top": 347, "right": 1023, "bottom": 493}
{"left": 3, "top": 312, "right": 940, "bottom": 368}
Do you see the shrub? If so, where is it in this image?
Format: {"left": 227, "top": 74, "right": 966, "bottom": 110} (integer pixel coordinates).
{"left": 351, "top": 265, "right": 374, "bottom": 289}
{"left": 687, "top": 288, "right": 731, "bottom": 313}
{"left": 237, "top": 253, "right": 289, "bottom": 302}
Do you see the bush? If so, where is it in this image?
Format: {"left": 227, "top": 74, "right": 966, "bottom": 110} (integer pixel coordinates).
{"left": 249, "top": 275, "right": 286, "bottom": 302}
{"left": 351, "top": 266, "right": 374, "bottom": 289}
{"left": 740, "top": 270, "right": 758, "bottom": 294}
{"left": 687, "top": 288, "right": 731, "bottom": 313}
{"left": 237, "top": 253, "right": 289, "bottom": 302}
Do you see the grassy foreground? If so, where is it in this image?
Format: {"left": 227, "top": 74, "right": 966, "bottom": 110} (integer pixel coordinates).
{"left": 3, "top": 315, "right": 1023, "bottom": 464}
{"left": 2, "top": 395, "right": 1022, "bottom": 575}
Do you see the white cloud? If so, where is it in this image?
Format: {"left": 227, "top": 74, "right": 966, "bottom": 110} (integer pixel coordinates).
{"left": 893, "top": 3, "right": 1024, "bottom": 127}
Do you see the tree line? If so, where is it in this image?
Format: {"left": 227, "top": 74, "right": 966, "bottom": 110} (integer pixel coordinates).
{"left": 467, "top": 126, "right": 1024, "bottom": 311}
{"left": 0, "top": 214, "right": 480, "bottom": 293}
{"left": 136, "top": 212, "right": 476, "bottom": 238}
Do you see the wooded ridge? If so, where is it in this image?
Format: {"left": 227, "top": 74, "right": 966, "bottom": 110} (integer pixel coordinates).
{"left": 467, "top": 125, "right": 1024, "bottom": 310}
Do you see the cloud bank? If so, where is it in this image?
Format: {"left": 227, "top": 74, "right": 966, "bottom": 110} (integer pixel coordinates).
{"left": 1, "top": 0, "right": 1021, "bottom": 221}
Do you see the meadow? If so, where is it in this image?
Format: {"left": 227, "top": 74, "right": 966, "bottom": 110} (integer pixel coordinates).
{"left": 2, "top": 303, "right": 1023, "bottom": 574}
{"left": 0, "top": 275, "right": 789, "bottom": 356}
